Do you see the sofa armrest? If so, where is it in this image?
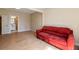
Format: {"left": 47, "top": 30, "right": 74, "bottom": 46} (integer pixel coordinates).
{"left": 67, "top": 34, "right": 75, "bottom": 50}
{"left": 36, "top": 29, "right": 43, "bottom": 34}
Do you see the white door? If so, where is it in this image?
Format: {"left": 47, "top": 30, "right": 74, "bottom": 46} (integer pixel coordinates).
{"left": 2, "top": 15, "right": 11, "bottom": 34}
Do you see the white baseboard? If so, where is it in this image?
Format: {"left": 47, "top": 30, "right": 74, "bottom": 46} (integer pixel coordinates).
{"left": 18, "top": 29, "right": 31, "bottom": 32}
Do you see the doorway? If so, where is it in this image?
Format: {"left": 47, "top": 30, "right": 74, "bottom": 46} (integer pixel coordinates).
{"left": 10, "top": 16, "right": 19, "bottom": 33}
{"left": 0, "top": 16, "right": 2, "bottom": 35}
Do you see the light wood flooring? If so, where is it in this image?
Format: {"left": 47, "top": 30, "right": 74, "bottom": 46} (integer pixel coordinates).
{"left": 0, "top": 31, "right": 59, "bottom": 50}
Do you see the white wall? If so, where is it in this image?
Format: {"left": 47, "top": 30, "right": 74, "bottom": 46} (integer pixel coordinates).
{"left": 0, "top": 9, "right": 31, "bottom": 34}
{"left": 31, "top": 12, "right": 42, "bottom": 32}
{"left": 18, "top": 14, "right": 31, "bottom": 32}
{"left": 43, "top": 8, "right": 79, "bottom": 45}
{"left": 2, "top": 15, "right": 11, "bottom": 34}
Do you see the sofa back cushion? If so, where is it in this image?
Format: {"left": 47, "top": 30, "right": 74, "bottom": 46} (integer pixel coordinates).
{"left": 42, "top": 26, "right": 72, "bottom": 35}
{"left": 43, "top": 30, "right": 68, "bottom": 38}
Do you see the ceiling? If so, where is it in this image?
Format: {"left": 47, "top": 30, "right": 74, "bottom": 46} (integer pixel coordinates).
{"left": 0, "top": 8, "right": 44, "bottom": 14}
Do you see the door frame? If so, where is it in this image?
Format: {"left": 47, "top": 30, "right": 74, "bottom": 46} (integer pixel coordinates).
{"left": 0, "top": 16, "right": 2, "bottom": 35}
{"left": 10, "top": 15, "right": 19, "bottom": 33}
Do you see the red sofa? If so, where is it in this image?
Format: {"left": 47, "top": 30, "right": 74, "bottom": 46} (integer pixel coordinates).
{"left": 36, "top": 26, "right": 75, "bottom": 50}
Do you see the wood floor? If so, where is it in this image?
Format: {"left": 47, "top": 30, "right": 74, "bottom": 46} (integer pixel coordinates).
{"left": 0, "top": 31, "right": 59, "bottom": 50}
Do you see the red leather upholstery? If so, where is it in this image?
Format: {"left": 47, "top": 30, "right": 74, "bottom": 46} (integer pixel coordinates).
{"left": 36, "top": 26, "right": 75, "bottom": 50}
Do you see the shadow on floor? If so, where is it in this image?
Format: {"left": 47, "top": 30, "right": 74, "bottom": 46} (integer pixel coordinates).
{"left": 75, "top": 45, "right": 79, "bottom": 50}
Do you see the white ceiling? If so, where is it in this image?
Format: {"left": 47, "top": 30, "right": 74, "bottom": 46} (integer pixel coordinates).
{"left": 0, "top": 8, "right": 44, "bottom": 14}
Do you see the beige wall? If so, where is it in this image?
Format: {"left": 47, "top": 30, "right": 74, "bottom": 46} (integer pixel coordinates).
{"left": 43, "top": 8, "right": 79, "bottom": 45}
{"left": 0, "top": 9, "right": 31, "bottom": 34}
{"left": 31, "top": 12, "right": 42, "bottom": 32}
{"left": 18, "top": 14, "right": 31, "bottom": 32}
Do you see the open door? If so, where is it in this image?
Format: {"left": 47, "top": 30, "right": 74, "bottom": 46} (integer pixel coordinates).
{"left": 0, "top": 16, "right": 2, "bottom": 35}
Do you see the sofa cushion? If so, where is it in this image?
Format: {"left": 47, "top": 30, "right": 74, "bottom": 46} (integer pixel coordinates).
{"left": 49, "top": 35, "right": 67, "bottom": 46}
{"left": 38, "top": 32, "right": 50, "bottom": 37}
{"left": 38, "top": 32, "right": 50, "bottom": 42}
{"left": 42, "top": 26, "right": 72, "bottom": 34}
{"left": 43, "top": 30, "right": 68, "bottom": 38}
{"left": 38, "top": 32, "right": 67, "bottom": 46}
